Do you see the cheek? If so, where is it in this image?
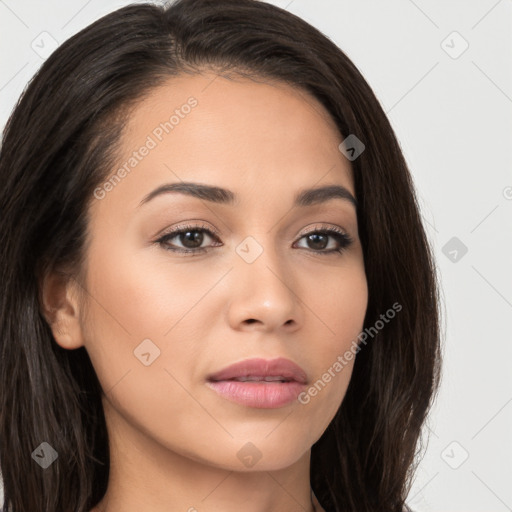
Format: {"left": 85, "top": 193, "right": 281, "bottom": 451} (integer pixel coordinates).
{"left": 80, "top": 247, "right": 217, "bottom": 459}
{"left": 316, "top": 259, "right": 368, "bottom": 351}
{"left": 83, "top": 237, "right": 209, "bottom": 341}
{"left": 298, "top": 264, "right": 367, "bottom": 426}
{"left": 78, "top": 240, "right": 178, "bottom": 385}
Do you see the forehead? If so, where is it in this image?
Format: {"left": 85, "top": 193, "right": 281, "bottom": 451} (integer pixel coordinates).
{"left": 92, "top": 72, "right": 355, "bottom": 215}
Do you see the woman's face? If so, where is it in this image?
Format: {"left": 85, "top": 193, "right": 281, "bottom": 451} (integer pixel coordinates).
{"left": 64, "top": 73, "right": 368, "bottom": 471}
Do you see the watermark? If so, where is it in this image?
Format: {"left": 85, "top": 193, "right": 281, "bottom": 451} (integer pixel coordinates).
{"left": 133, "top": 338, "right": 161, "bottom": 366}
{"left": 31, "top": 31, "right": 59, "bottom": 59}
{"left": 235, "top": 236, "right": 264, "bottom": 264}
{"left": 440, "top": 440, "right": 469, "bottom": 469}
{"left": 237, "top": 441, "right": 263, "bottom": 468}
{"left": 297, "top": 301, "right": 402, "bottom": 404}
{"left": 338, "top": 134, "right": 365, "bottom": 161}
{"left": 31, "top": 441, "right": 58, "bottom": 469}
{"left": 440, "top": 31, "right": 469, "bottom": 60}
{"left": 442, "top": 236, "right": 468, "bottom": 263}
{"left": 93, "top": 96, "right": 198, "bottom": 200}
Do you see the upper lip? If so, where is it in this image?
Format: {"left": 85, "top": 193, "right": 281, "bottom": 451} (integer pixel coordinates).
{"left": 207, "top": 357, "right": 308, "bottom": 384}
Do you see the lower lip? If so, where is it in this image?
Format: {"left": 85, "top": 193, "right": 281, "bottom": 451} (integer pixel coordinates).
{"left": 206, "top": 380, "right": 306, "bottom": 409}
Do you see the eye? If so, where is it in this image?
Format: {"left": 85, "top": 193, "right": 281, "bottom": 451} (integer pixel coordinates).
{"left": 156, "top": 223, "right": 221, "bottom": 254}
{"left": 294, "top": 225, "right": 354, "bottom": 255}
{"left": 155, "top": 223, "right": 353, "bottom": 255}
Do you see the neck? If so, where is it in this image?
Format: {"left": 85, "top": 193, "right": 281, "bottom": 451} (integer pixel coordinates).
{"left": 91, "top": 398, "right": 317, "bottom": 512}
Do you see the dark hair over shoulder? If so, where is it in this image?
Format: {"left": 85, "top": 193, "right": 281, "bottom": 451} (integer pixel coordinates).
{"left": 0, "top": 1, "right": 441, "bottom": 511}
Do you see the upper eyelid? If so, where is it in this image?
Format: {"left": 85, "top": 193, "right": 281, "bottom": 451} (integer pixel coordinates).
{"left": 157, "top": 222, "right": 218, "bottom": 237}
{"left": 157, "top": 222, "right": 350, "bottom": 239}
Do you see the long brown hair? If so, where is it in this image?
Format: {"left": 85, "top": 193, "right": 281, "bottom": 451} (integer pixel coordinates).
{"left": 0, "top": 1, "right": 441, "bottom": 510}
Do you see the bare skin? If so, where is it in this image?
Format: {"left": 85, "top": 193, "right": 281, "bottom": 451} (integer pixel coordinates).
{"left": 42, "top": 72, "right": 368, "bottom": 512}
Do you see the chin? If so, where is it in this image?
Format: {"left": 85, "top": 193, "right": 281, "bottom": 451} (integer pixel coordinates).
{"left": 218, "top": 436, "right": 310, "bottom": 473}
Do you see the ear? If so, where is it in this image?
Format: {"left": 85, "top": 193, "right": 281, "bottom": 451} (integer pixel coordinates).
{"left": 39, "top": 270, "right": 86, "bottom": 350}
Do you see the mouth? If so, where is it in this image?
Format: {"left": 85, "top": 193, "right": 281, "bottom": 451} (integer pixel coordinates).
{"left": 206, "top": 357, "right": 308, "bottom": 409}
{"left": 206, "top": 356, "right": 308, "bottom": 384}
{"left": 216, "top": 376, "right": 295, "bottom": 383}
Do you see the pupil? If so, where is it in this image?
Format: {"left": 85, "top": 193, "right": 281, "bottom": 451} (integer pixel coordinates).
{"left": 181, "top": 231, "right": 203, "bottom": 248}
{"left": 308, "top": 233, "right": 327, "bottom": 250}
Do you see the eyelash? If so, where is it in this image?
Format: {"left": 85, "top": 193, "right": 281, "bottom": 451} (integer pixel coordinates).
{"left": 155, "top": 222, "right": 354, "bottom": 256}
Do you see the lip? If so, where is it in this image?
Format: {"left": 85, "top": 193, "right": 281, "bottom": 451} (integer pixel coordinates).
{"left": 206, "top": 357, "right": 308, "bottom": 409}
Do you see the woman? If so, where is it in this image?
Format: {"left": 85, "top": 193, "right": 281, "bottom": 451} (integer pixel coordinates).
{"left": 0, "top": 1, "right": 441, "bottom": 511}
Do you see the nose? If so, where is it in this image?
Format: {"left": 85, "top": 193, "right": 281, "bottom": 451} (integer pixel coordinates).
{"left": 226, "top": 239, "right": 303, "bottom": 333}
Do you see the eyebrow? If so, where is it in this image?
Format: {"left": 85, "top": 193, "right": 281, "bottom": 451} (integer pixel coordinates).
{"left": 138, "top": 181, "right": 357, "bottom": 209}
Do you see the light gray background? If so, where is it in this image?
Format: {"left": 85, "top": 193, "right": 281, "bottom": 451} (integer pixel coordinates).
{"left": 1, "top": 1, "right": 511, "bottom": 511}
